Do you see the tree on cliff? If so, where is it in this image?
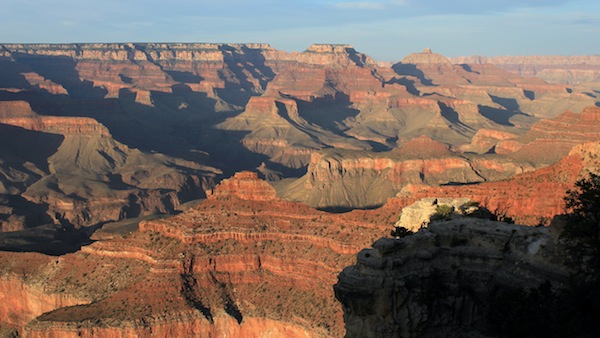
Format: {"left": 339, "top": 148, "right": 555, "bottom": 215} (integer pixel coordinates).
{"left": 557, "top": 172, "right": 600, "bottom": 337}
{"left": 489, "top": 173, "right": 600, "bottom": 337}
{"left": 562, "top": 172, "right": 600, "bottom": 276}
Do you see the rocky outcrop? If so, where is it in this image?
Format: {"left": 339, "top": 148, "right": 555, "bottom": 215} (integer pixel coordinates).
{"left": 335, "top": 219, "right": 569, "bottom": 337}
{"left": 392, "top": 140, "right": 600, "bottom": 225}
{"left": 0, "top": 172, "right": 392, "bottom": 337}
{"left": 401, "top": 48, "right": 452, "bottom": 65}
{"left": 459, "top": 128, "right": 519, "bottom": 154}
{"left": 278, "top": 137, "right": 530, "bottom": 210}
{"left": 0, "top": 100, "right": 37, "bottom": 118}
{"left": 0, "top": 115, "right": 111, "bottom": 136}
{"left": 207, "top": 171, "right": 277, "bottom": 201}
{"left": 394, "top": 197, "right": 472, "bottom": 232}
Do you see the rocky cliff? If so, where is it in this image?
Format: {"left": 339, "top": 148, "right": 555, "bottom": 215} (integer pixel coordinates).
{"left": 334, "top": 219, "right": 569, "bottom": 337}
{"left": 0, "top": 102, "right": 221, "bottom": 229}
{"left": 391, "top": 140, "right": 600, "bottom": 225}
{"left": 0, "top": 172, "right": 391, "bottom": 337}
{"left": 1, "top": 43, "right": 599, "bottom": 220}
{"left": 277, "top": 136, "right": 531, "bottom": 210}
{"left": 452, "top": 54, "right": 600, "bottom": 85}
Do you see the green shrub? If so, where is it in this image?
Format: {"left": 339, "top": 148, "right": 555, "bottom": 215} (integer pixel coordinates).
{"left": 430, "top": 204, "right": 454, "bottom": 222}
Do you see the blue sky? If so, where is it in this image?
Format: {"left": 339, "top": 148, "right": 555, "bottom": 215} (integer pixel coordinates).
{"left": 1, "top": 0, "right": 599, "bottom": 61}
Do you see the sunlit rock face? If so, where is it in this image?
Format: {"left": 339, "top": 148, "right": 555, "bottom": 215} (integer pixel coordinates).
{"left": 1, "top": 43, "right": 598, "bottom": 222}
{"left": 0, "top": 172, "right": 394, "bottom": 337}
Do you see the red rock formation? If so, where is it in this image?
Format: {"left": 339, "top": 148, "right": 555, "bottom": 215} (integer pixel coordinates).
{"left": 0, "top": 100, "right": 36, "bottom": 118}
{"left": 0, "top": 115, "right": 111, "bottom": 136}
{"left": 0, "top": 172, "right": 390, "bottom": 337}
{"left": 391, "top": 141, "right": 600, "bottom": 224}
{"left": 459, "top": 129, "right": 519, "bottom": 154}
{"left": 279, "top": 136, "right": 530, "bottom": 210}
{"left": 452, "top": 54, "right": 600, "bottom": 84}
{"left": 207, "top": 171, "right": 277, "bottom": 201}
{"left": 503, "top": 106, "right": 600, "bottom": 165}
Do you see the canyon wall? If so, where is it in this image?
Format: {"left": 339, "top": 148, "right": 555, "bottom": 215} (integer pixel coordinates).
{"left": 0, "top": 172, "right": 391, "bottom": 337}
{"left": 335, "top": 219, "right": 569, "bottom": 337}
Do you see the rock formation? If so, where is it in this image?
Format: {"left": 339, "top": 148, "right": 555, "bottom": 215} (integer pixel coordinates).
{"left": 1, "top": 43, "right": 600, "bottom": 336}
{"left": 391, "top": 140, "right": 600, "bottom": 225}
{"left": 0, "top": 101, "right": 221, "bottom": 229}
{"left": 0, "top": 172, "right": 391, "bottom": 337}
{"left": 334, "top": 219, "right": 569, "bottom": 337}
{"left": 394, "top": 197, "right": 472, "bottom": 232}
{"left": 452, "top": 54, "right": 600, "bottom": 85}
{"left": 278, "top": 136, "right": 531, "bottom": 210}
{"left": 1, "top": 43, "right": 599, "bottom": 218}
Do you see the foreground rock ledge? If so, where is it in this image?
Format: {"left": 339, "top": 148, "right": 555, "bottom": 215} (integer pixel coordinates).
{"left": 334, "top": 218, "right": 568, "bottom": 338}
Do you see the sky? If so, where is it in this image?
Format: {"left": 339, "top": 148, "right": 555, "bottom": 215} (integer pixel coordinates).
{"left": 1, "top": 0, "right": 599, "bottom": 61}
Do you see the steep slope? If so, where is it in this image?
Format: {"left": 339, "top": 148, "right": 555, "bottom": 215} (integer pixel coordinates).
{"left": 277, "top": 136, "right": 531, "bottom": 210}
{"left": 392, "top": 140, "right": 600, "bottom": 225}
{"left": 0, "top": 172, "right": 390, "bottom": 337}
{"left": 0, "top": 103, "right": 220, "bottom": 228}
{"left": 335, "top": 219, "right": 569, "bottom": 337}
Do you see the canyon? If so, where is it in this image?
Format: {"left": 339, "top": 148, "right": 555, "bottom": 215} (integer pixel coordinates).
{"left": 0, "top": 171, "right": 392, "bottom": 337}
{"left": 1, "top": 43, "right": 600, "bottom": 337}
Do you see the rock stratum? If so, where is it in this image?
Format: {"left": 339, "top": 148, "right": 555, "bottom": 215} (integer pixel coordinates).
{"left": 0, "top": 172, "right": 393, "bottom": 337}
{"left": 1, "top": 43, "right": 599, "bottom": 227}
{"left": 1, "top": 43, "right": 600, "bottom": 337}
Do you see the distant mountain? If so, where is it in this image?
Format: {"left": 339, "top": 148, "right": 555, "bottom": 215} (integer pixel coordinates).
{"left": 0, "top": 43, "right": 599, "bottom": 226}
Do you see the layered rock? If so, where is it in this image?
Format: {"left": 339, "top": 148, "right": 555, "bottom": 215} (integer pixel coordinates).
{"left": 335, "top": 219, "right": 569, "bottom": 337}
{"left": 207, "top": 171, "right": 276, "bottom": 201}
{"left": 1, "top": 43, "right": 597, "bottom": 183}
{"left": 278, "top": 136, "right": 530, "bottom": 210}
{"left": 501, "top": 106, "right": 600, "bottom": 166}
{"left": 392, "top": 140, "right": 600, "bottom": 225}
{"left": 0, "top": 172, "right": 391, "bottom": 337}
{"left": 452, "top": 54, "right": 600, "bottom": 85}
{"left": 0, "top": 105, "right": 220, "bottom": 229}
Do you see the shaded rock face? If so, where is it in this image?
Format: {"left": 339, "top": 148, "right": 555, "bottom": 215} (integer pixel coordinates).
{"left": 1, "top": 43, "right": 599, "bottom": 218}
{"left": 0, "top": 105, "right": 221, "bottom": 229}
{"left": 278, "top": 137, "right": 530, "bottom": 210}
{"left": 334, "top": 219, "right": 568, "bottom": 338}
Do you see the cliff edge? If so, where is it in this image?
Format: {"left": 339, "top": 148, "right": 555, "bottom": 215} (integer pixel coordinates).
{"left": 334, "top": 218, "right": 568, "bottom": 337}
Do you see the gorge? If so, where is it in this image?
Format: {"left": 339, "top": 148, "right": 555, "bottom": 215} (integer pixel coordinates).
{"left": 1, "top": 43, "right": 600, "bottom": 337}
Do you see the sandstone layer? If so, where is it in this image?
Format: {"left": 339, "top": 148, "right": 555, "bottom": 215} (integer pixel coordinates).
{"left": 1, "top": 43, "right": 599, "bottom": 220}
{"left": 390, "top": 141, "right": 600, "bottom": 225}
{"left": 0, "top": 172, "right": 391, "bottom": 337}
